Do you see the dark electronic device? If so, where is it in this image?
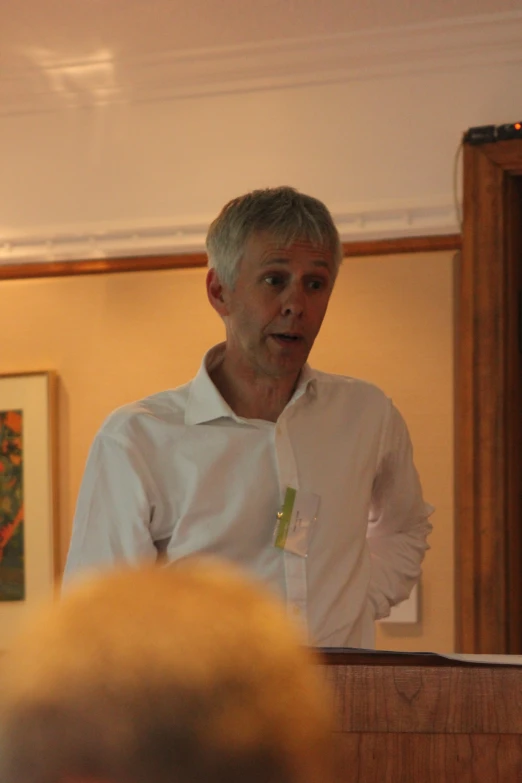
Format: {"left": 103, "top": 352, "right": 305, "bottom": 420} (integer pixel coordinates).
{"left": 463, "top": 121, "right": 522, "bottom": 145}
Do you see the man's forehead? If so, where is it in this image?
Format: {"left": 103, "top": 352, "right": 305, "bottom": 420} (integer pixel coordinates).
{"left": 246, "top": 232, "right": 334, "bottom": 265}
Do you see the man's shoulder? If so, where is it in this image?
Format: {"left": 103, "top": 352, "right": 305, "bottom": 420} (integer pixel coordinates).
{"left": 312, "top": 369, "right": 390, "bottom": 407}
{"left": 98, "top": 382, "right": 193, "bottom": 441}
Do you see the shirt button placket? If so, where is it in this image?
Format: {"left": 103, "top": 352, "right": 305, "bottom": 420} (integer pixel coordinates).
{"left": 275, "top": 410, "right": 308, "bottom": 636}
{"left": 275, "top": 414, "right": 298, "bottom": 492}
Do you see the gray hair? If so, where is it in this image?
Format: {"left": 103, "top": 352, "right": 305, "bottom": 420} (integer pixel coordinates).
{"left": 0, "top": 559, "right": 334, "bottom": 783}
{"left": 206, "top": 186, "right": 343, "bottom": 288}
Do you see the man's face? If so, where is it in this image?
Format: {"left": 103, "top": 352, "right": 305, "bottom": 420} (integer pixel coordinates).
{"left": 213, "top": 231, "right": 336, "bottom": 379}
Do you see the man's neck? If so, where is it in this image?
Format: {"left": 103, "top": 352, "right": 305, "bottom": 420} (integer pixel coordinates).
{"left": 210, "top": 355, "right": 301, "bottom": 423}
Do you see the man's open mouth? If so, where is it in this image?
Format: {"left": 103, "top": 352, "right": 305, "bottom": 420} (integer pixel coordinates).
{"left": 271, "top": 333, "right": 303, "bottom": 343}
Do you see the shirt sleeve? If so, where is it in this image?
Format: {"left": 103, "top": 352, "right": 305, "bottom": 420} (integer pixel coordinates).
{"left": 366, "top": 402, "right": 434, "bottom": 620}
{"left": 63, "top": 430, "right": 160, "bottom": 586}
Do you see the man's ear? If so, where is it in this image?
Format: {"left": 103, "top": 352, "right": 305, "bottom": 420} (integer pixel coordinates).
{"left": 206, "top": 268, "right": 230, "bottom": 316}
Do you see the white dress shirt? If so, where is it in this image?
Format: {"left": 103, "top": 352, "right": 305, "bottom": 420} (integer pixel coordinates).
{"left": 65, "top": 344, "right": 432, "bottom": 648}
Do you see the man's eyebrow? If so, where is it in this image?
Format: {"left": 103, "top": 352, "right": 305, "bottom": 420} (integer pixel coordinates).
{"left": 310, "top": 260, "right": 331, "bottom": 271}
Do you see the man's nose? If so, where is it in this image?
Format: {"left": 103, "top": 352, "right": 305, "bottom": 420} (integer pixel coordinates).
{"left": 281, "top": 283, "right": 305, "bottom": 316}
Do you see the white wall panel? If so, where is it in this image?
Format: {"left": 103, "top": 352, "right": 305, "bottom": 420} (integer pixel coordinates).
{"left": 0, "top": 41, "right": 521, "bottom": 261}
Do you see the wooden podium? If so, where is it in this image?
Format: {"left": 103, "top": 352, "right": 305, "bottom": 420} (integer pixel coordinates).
{"left": 319, "top": 650, "right": 522, "bottom": 782}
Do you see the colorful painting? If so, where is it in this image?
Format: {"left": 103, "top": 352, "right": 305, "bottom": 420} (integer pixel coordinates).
{"left": 0, "top": 410, "right": 24, "bottom": 601}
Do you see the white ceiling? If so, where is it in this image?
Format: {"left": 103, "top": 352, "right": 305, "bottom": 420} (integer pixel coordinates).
{"left": 1, "top": 0, "right": 521, "bottom": 257}
{"left": 2, "top": 0, "right": 522, "bottom": 69}
{"left": 1, "top": 0, "right": 522, "bottom": 115}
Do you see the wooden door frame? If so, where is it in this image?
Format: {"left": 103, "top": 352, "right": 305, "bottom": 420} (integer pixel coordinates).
{"left": 456, "top": 138, "right": 522, "bottom": 653}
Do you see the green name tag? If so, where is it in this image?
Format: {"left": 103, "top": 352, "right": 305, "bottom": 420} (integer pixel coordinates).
{"left": 274, "top": 487, "right": 320, "bottom": 557}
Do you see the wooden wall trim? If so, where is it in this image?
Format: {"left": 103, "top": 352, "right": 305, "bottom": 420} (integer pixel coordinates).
{"left": 0, "top": 234, "right": 461, "bottom": 281}
{"left": 0, "top": 253, "right": 208, "bottom": 281}
{"left": 342, "top": 234, "right": 461, "bottom": 257}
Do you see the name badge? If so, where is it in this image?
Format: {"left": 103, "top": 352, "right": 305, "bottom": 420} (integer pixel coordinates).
{"left": 273, "top": 487, "right": 320, "bottom": 558}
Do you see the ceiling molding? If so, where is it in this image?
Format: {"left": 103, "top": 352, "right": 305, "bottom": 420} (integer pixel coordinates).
{"left": 0, "top": 198, "right": 459, "bottom": 265}
{"left": 2, "top": 12, "right": 522, "bottom": 115}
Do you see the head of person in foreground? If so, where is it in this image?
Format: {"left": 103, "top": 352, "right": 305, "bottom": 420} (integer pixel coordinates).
{"left": 0, "top": 558, "right": 334, "bottom": 783}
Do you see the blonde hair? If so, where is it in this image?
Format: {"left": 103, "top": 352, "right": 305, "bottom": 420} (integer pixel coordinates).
{"left": 0, "top": 558, "right": 333, "bottom": 783}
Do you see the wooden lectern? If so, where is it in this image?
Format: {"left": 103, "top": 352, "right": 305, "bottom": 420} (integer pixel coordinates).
{"left": 319, "top": 650, "right": 522, "bottom": 782}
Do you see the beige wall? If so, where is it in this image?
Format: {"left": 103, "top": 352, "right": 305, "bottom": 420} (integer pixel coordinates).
{"left": 0, "top": 249, "right": 454, "bottom": 651}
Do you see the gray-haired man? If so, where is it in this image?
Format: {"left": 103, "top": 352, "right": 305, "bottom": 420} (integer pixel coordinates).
{"left": 65, "top": 186, "right": 432, "bottom": 648}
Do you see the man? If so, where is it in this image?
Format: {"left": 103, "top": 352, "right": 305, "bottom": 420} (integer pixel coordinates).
{"left": 64, "top": 186, "right": 433, "bottom": 647}
{"left": 0, "top": 559, "right": 334, "bottom": 783}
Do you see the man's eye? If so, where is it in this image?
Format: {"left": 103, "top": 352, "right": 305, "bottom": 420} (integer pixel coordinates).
{"left": 308, "top": 279, "right": 325, "bottom": 291}
{"left": 264, "top": 275, "right": 284, "bottom": 286}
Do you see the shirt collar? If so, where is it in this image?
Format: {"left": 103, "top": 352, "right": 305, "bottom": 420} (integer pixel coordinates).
{"left": 185, "top": 344, "right": 236, "bottom": 425}
{"left": 290, "top": 362, "right": 317, "bottom": 403}
{"left": 185, "top": 343, "right": 318, "bottom": 425}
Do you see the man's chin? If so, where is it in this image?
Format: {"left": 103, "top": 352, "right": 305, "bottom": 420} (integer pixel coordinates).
{"left": 264, "top": 354, "right": 308, "bottom": 379}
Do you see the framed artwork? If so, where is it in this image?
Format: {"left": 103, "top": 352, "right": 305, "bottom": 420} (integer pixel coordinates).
{"left": 0, "top": 371, "right": 57, "bottom": 649}
{"left": 379, "top": 584, "right": 419, "bottom": 625}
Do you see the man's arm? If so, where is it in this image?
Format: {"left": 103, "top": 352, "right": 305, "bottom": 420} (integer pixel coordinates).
{"left": 63, "top": 430, "right": 160, "bottom": 585}
{"left": 366, "top": 403, "right": 433, "bottom": 620}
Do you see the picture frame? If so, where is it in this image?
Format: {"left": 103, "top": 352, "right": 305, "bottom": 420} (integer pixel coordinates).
{"left": 0, "top": 371, "right": 58, "bottom": 649}
{"left": 379, "top": 583, "right": 420, "bottom": 625}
